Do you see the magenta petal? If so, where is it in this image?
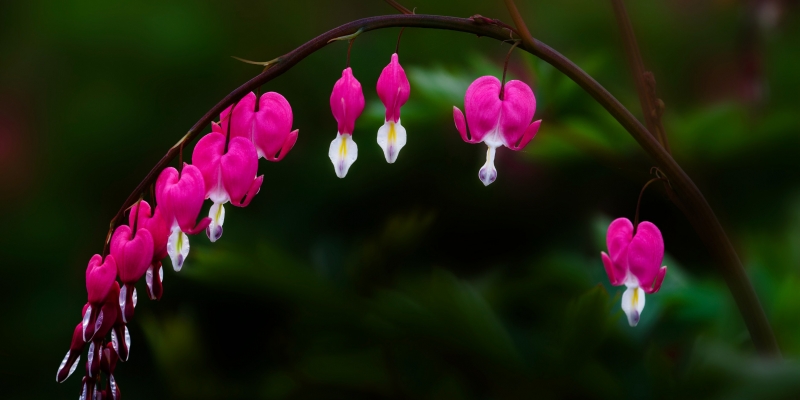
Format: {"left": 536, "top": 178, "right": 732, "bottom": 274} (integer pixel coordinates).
{"left": 508, "top": 119, "right": 541, "bottom": 151}
{"left": 220, "top": 91, "right": 257, "bottom": 141}
{"left": 606, "top": 217, "right": 634, "bottom": 275}
{"left": 498, "top": 80, "right": 536, "bottom": 148}
{"left": 463, "top": 76, "right": 503, "bottom": 143}
{"left": 95, "top": 283, "right": 120, "bottom": 338}
{"left": 255, "top": 92, "right": 295, "bottom": 160}
{"left": 628, "top": 221, "right": 665, "bottom": 288}
{"left": 272, "top": 129, "right": 299, "bottom": 162}
{"left": 110, "top": 225, "right": 154, "bottom": 284}
{"left": 56, "top": 323, "right": 86, "bottom": 383}
{"left": 184, "top": 217, "right": 211, "bottom": 235}
{"left": 601, "top": 252, "right": 624, "bottom": 286}
{"left": 453, "top": 106, "right": 474, "bottom": 143}
{"left": 330, "top": 67, "right": 365, "bottom": 135}
{"left": 221, "top": 137, "right": 259, "bottom": 205}
{"left": 191, "top": 132, "right": 226, "bottom": 198}
{"left": 643, "top": 266, "right": 667, "bottom": 294}
{"left": 129, "top": 201, "right": 170, "bottom": 262}
{"left": 377, "top": 53, "right": 410, "bottom": 123}
{"left": 156, "top": 165, "right": 207, "bottom": 233}
{"left": 86, "top": 254, "right": 117, "bottom": 304}
{"left": 232, "top": 175, "right": 263, "bottom": 207}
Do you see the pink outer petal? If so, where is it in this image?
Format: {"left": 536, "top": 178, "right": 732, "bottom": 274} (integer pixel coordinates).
{"left": 221, "top": 137, "right": 259, "bottom": 206}
{"left": 156, "top": 165, "right": 207, "bottom": 233}
{"left": 498, "top": 80, "right": 536, "bottom": 148}
{"left": 643, "top": 266, "right": 667, "bottom": 294}
{"left": 508, "top": 120, "right": 541, "bottom": 151}
{"left": 255, "top": 92, "right": 294, "bottom": 160}
{"left": 330, "top": 67, "right": 365, "bottom": 135}
{"left": 453, "top": 106, "right": 478, "bottom": 144}
{"left": 601, "top": 252, "right": 625, "bottom": 286}
{"left": 628, "top": 221, "right": 665, "bottom": 288}
{"left": 129, "top": 201, "right": 170, "bottom": 262}
{"left": 219, "top": 91, "right": 257, "bottom": 141}
{"left": 606, "top": 217, "right": 634, "bottom": 276}
{"left": 86, "top": 254, "right": 117, "bottom": 304}
{"left": 463, "top": 76, "right": 502, "bottom": 143}
{"left": 231, "top": 175, "right": 263, "bottom": 207}
{"left": 110, "top": 225, "right": 154, "bottom": 284}
{"left": 95, "top": 283, "right": 120, "bottom": 338}
{"left": 270, "top": 129, "right": 298, "bottom": 162}
{"left": 184, "top": 217, "right": 211, "bottom": 235}
{"left": 191, "top": 132, "right": 226, "bottom": 198}
{"left": 376, "top": 53, "right": 410, "bottom": 123}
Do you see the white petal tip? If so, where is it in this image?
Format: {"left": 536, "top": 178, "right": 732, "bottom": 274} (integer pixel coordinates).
{"left": 329, "top": 133, "right": 358, "bottom": 178}
{"left": 377, "top": 120, "right": 407, "bottom": 164}
{"left": 622, "top": 286, "right": 645, "bottom": 327}
{"left": 479, "top": 165, "right": 497, "bottom": 186}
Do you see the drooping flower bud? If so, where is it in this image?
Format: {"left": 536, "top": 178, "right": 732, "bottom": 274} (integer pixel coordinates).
{"left": 145, "top": 260, "right": 164, "bottom": 301}
{"left": 193, "top": 125, "right": 263, "bottom": 241}
{"left": 83, "top": 254, "right": 117, "bottom": 341}
{"left": 376, "top": 53, "right": 410, "bottom": 163}
{"left": 328, "top": 67, "right": 365, "bottom": 178}
{"left": 601, "top": 218, "right": 668, "bottom": 326}
{"left": 453, "top": 76, "right": 541, "bottom": 186}
{"left": 56, "top": 323, "right": 85, "bottom": 383}
{"left": 156, "top": 165, "right": 211, "bottom": 271}
{"left": 220, "top": 91, "right": 299, "bottom": 161}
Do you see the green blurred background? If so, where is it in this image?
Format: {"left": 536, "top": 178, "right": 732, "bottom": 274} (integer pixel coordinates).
{"left": 2, "top": 0, "right": 800, "bottom": 398}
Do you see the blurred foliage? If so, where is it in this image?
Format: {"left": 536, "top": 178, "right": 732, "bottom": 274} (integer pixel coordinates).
{"left": 2, "top": 0, "right": 800, "bottom": 399}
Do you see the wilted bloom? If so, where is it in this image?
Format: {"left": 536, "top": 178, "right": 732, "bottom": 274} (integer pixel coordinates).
{"left": 156, "top": 165, "right": 211, "bottom": 271}
{"left": 129, "top": 201, "right": 169, "bottom": 300}
{"left": 192, "top": 124, "right": 263, "bottom": 242}
{"left": 601, "top": 218, "right": 667, "bottom": 326}
{"left": 453, "top": 76, "right": 542, "bottom": 186}
{"left": 83, "top": 254, "right": 117, "bottom": 342}
{"left": 221, "top": 91, "right": 299, "bottom": 161}
{"left": 329, "top": 67, "right": 365, "bottom": 178}
{"left": 110, "top": 224, "right": 153, "bottom": 323}
{"left": 376, "top": 53, "right": 410, "bottom": 163}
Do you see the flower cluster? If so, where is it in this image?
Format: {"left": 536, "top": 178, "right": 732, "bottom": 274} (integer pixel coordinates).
{"left": 328, "top": 52, "right": 411, "bottom": 177}
{"left": 56, "top": 90, "right": 298, "bottom": 398}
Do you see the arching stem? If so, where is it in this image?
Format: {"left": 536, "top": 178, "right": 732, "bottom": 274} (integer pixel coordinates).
{"left": 103, "top": 13, "right": 779, "bottom": 356}
{"left": 633, "top": 177, "right": 667, "bottom": 231}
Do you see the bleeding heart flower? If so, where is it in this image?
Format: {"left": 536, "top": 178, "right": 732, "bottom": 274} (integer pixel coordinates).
{"left": 601, "top": 218, "right": 668, "bottom": 327}
{"left": 453, "top": 76, "right": 542, "bottom": 186}
{"left": 328, "top": 67, "right": 365, "bottom": 178}
{"left": 56, "top": 324, "right": 85, "bottom": 383}
{"left": 220, "top": 91, "right": 299, "bottom": 161}
{"left": 129, "top": 201, "right": 169, "bottom": 262}
{"left": 129, "top": 201, "right": 169, "bottom": 300}
{"left": 376, "top": 53, "right": 410, "bottom": 163}
{"left": 192, "top": 125, "right": 264, "bottom": 242}
{"left": 156, "top": 165, "right": 211, "bottom": 271}
{"left": 110, "top": 225, "right": 153, "bottom": 323}
{"left": 83, "top": 254, "right": 117, "bottom": 342}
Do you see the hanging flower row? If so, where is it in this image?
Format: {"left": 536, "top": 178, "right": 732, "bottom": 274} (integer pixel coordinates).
{"left": 56, "top": 27, "right": 672, "bottom": 399}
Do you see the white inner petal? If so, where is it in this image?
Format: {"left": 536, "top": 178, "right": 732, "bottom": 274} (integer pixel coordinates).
{"left": 621, "top": 286, "right": 646, "bottom": 327}
{"left": 478, "top": 145, "right": 499, "bottom": 186}
{"left": 328, "top": 133, "right": 358, "bottom": 178}
{"left": 81, "top": 305, "right": 92, "bottom": 341}
{"left": 206, "top": 201, "right": 226, "bottom": 243}
{"left": 377, "top": 120, "right": 407, "bottom": 164}
{"left": 119, "top": 285, "right": 127, "bottom": 323}
{"left": 167, "top": 228, "right": 190, "bottom": 271}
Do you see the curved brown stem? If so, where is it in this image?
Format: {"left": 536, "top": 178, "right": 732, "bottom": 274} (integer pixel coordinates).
{"left": 106, "top": 13, "right": 779, "bottom": 356}
{"left": 503, "top": 1, "right": 778, "bottom": 356}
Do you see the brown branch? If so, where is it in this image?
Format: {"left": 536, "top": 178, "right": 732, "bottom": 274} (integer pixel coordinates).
{"left": 610, "top": 0, "right": 670, "bottom": 152}
{"left": 383, "top": 0, "right": 412, "bottom": 15}
{"left": 107, "top": 13, "right": 779, "bottom": 356}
